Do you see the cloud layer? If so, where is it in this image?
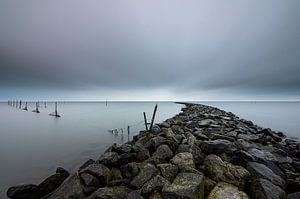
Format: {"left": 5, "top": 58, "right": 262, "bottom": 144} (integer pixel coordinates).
{"left": 0, "top": 0, "right": 300, "bottom": 100}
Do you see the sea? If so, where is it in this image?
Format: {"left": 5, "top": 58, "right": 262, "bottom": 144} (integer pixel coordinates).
{"left": 0, "top": 101, "right": 299, "bottom": 198}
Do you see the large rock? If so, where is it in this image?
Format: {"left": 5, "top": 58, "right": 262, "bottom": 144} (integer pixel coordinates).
{"left": 130, "top": 164, "right": 159, "bottom": 189}
{"left": 152, "top": 144, "right": 173, "bottom": 163}
{"left": 170, "top": 152, "right": 195, "bottom": 171}
{"left": 47, "top": 174, "right": 86, "bottom": 199}
{"left": 203, "top": 154, "right": 250, "bottom": 189}
{"left": 120, "top": 162, "right": 139, "bottom": 179}
{"left": 98, "top": 152, "right": 119, "bottom": 167}
{"left": 141, "top": 175, "right": 170, "bottom": 195}
{"left": 80, "top": 164, "right": 112, "bottom": 186}
{"left": 7, "top": 184, "right": 40, "bottom": 199}
{"left": 38, "top": 172, "right": 70, "bottom": 196}
{"left": 247, "top": 148, "right": 292, "bottom": 164}
{"left": 246, "top": 162, "right": 285, "bottom": 188}
{"left": 232, "top": 150, "right": 256, "bottom": 167}
{"left": 176, "top": 144, "right": 204, "bottom": 167}
{"left": 80, "top": 173, "right": 100, "bottom": 187}
{"left": 250, "top": 178, "right": 286, "bottom": 199}
{"left": 157, "top": 163, "right": 178, "bottom": 182}
{"left": 87, "top": 186, "right": 132, "bottom": 199}
{"left": 201, "top": 139, "right": 236, "bottom": 154}
{"left": 162, "top": 172, "right": 204, "bottom": 199}
{"left": 207, "top": 182, "right": 249, "bottom": 199}
{"left": 287, "top": 192, "right": 300, "bottom": 199}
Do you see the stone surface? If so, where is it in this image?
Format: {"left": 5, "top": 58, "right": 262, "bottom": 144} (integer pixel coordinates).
{"left": 47, "top": 174, "right": 86, "bottom": 199}
{"left": 207, "top": 182, "right": 249, "bottom": 199}
{"left": 201, "top": 139, "right": 236, "bottom": 154}
{"left": 87, "top": 186, "right": 132, "bottom": 199}
{"left": 287, "top": 192, "right": 300, "bottom": 199}
{"left": 246, "top": 162, "right": 285, "bottom": 188}
{"left": 80, "top": 173, "right": 100, "bottom": 187}
{"left": 98, "top": 152, "right": 119, "bottom": 167}
{"left": 7, "top": 184, "right": 40, "bottom": 199}
{"left": 204, "top": 154, "right": 250, "bottom": 188}
{"left": 162, "top": 172, "right": 204, "bottom": 199}
{"left": 157, "top": 163, "right": 178, "bottom": 182}
{"left": 152, "top": 144, "right": 173, "bottom": 163}
{"left": 130, "top": 163, "right": 159, "bottom": 189}
{"left": 120, "top": 162, "right": 139, "bottom": 179}
{"left": 38, "top": 172, "right": 70, "bottom": 196}
{"left": 170, "top": 152, "right": 195, "bottom": 171}
{"left": 250, "top": 178, "right": 286, "bottom": 199}
{"left": 80, "top": 164, "right": 112, "bottom": 186}
{"left": 141, "top": 175, "right": 170, "bottom": 195}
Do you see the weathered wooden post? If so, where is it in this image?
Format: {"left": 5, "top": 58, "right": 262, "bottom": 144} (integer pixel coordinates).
{"left": 33, "top": 102, "right": 40, "bottom": 113}
{"left": 127, "top": 126, "right": 130, "bottom": 135}
{"left": 149, "top": 104, "right": 158, "bottom": 130}
{"left": 23, "top": 102, "right": 28, "bottom": 111}
{"left": 19, "top": 100, "right": 22, "bottom": 109}
{"left": 143, "top": 112, "right": 149, "bottom": 131}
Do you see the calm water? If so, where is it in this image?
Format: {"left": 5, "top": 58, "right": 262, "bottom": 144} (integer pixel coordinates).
{"left": 0, "top": 102, "right": 182, "bottom": 198}
{"left": 0, "top": 101, "right": 299, "bottom": 198}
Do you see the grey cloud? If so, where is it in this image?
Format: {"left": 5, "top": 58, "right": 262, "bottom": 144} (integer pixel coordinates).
{"left": 0, "top": 0, "right": 300, "bottom": 99}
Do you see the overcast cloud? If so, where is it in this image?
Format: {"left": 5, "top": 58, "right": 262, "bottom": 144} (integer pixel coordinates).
{"left": 0, "top": 0, "right": 300, "bottom": 100}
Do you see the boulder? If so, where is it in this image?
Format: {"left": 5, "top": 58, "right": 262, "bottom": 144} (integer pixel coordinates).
{"left": 120, "top": 162, "right": 139, "bottom": 179}
{"left": 112, "top": 143, "right": 132, "bottom": 154}
{"left": 250, "top": 178, "right": 286, "bottom": 199}
{"left": 80, "top": 164, "right": 112, "bottom": 186}
{"left": 157, "top": 163, "right": 178, "bottom": 182}
{"left": 151, "top": 125, "right": 161, "bottom": 134}
{"left": 47, "top": 174, "right": 86, "bottom": 199}
{"left": 176, "top": 144, "right": 204, "bottom": 167}
{"left": 246, "top": 162, "right": 285, "bottom": 188}
{"left": 79, "top": 159, "right": 96, "bottom": 171}
{"left": 162, "top": 172, "right": 204, "bottom": 199}
{"left": 38, "top": 172, "right": 70, "bottom": 196}
{"left": 130, "top": 163, "right": 159, "bottom": 189}
{"left": 127, "top": 189, "right": 142, "bottom": 199}
{"left": 141, "top": 175, "right": 170, "bottom": 195}
{"left": 110, "top": 168, "right": 122, "bottom": 180}
{"left": 7, "top": 184, "right": 40, "bottom": 199}
{"left": 118, "top": 153, "right": 137, "bottom": 165}
{"left": 152, "top": 144, "right": 173, "bottom": 163}
{"left": 207, "top": 182, "right": 249, "bottom": 199}
{"left": 287, "top": 192, "right": 300, "bottom": 199}
{"left": 286, "top": 177, "right": 300, "bottom": 194}
{"left": 144, "top": 136, "right": 167, "bottom": 154}
{"left": 199, "top": 119, "right": 217, "bottom": 127}
{"left": 204, "top": 154, "right": 250, "bottom": 189}
{"left": 80, "top": 172, "right": 100, "bottom": 187}
{"left": 232, "top": 150, "right": 256, "bottom": 167}
{"left": 170, "top": 152, "right": 195, "bottom": 171}
{"left": 257, "top": 128, "right": 282, "bottom": 142}
{"left": 203, "top": 177, "right": 216, "bottom": 197}
{"left": 149, "top": 191, "right": 163, "bottom": 199}
{"left": 98, "top": 152, "right": 119, "bottom": 167}
{"left": 87, "top": 186, "right": 132, "bottom": 199}
{"left": 136, "top": 147, "right": 150, "bottom": 162}
{"left": 201, "top": 139, "right": 236, "bottom": 154}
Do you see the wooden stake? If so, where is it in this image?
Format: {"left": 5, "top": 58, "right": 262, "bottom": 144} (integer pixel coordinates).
{"left": 143, "top": 112, "right": 148, "bottom": 131}
{"left": 149, "top": 104, "right": 158, "bottom": 130}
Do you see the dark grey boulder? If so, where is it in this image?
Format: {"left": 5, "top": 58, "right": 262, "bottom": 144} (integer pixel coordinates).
{"left": 207, "top": 182, "right": 249, "bottom": 199}
{"left": 144, "top": 136, "right": 167, "bottom": 154}
{"left": 127, "top": 189, "right": 142, "bottom": 199}
{"left": 141, "top": 175, "right": 170, "bottom": 195}
{"left": 7, "top": 184, "right": 40, "bottom": 199}
{"left": 98, "top": 152, "right": 119, "bottom": 167}
{"left": 162, "top": 172, "right": 204, "bottom": 199}
{"left": 47, "top": 174, "right": 86, "bottom": 199}
{"left": 152, "top": 144, "right": 173, "bottom": 163}
{"left": 120, "top": 162, "right": 139, "bottom": 179}
{"left": 286, "top": 178, "right": 300, "bottom": 194}
{"left": 87, "top": 186, "right": 132, "bottom": 199}
{"left": 246, "top": 162, "right": 285, "bottom": 188}
{"left": 250, "top": 178, "right": 286, "bottom": 199}
{"left": 157, "top": 163, "right": 178, "bottom": 182}
{"left": 232, "top": 150, "right": 256, "bottom": 167}
{"left": 80, "top": 173, "right": 100, "bottom": 187}
{"left": 201, "top": 139, "right": 236, "bottom": 154}
{"left": 79, "top": 159, "right": 96, "bottom": 171}
{"left": 118, "top": 153, "right": 137, "bottom": 165}
{"left": 136, "top": 147, "right": 150, "bottom": 162}
{"left": 170, "top": 152, "right": 195, "bottom": 172}
{"left": 38, "top": 172, "right": 69, "bottom": 196}
{"left": 80, "top": 164, "right": 112, "bottom": 186}
{"left": 130, "top": 163, "right": 159, "bottom": 189}
{"left": 151, "top": 125, "right": 161, "bottom": 134}
{"left": 112, "top": 143, "right": 132, "bottom": 154}
{"left": 176, "top": 144, "right": 204, "bottom": 167}
{"left": 287, "top": 192, "right": 300, "bottom": 199}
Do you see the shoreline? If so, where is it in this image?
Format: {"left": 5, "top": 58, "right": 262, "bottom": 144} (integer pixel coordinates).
{"left": 7, "top": 103, "right": 300, "bottom": 199}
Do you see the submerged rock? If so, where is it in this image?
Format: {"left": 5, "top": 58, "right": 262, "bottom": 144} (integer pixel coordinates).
{"left": 162, "top": 172, "right": 204, "bottom": 199}
{"left": 207, "top": 182, "right": 249, "bottom": 199}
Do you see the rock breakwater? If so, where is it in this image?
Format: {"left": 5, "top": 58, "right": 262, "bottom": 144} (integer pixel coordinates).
{"left": 7, "top": 103, "right": 300, "bottom": 199}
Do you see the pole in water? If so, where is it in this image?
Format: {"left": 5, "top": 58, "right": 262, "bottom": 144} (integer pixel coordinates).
{"left": 149, "top": 104, "right": 158, "bottom": 130}
{"left": 23, "top": 102, "right": 28, "bottom": 111}
{"left": 106, "top": 99, "right": 107, "bottom": 106}
{"left": 127, "top": 126, "right": 130, "bottom": 135}
{"left": 19, "top": 100, "right": 22, "bottom": 109}
{"left": 33, "top": 102, "right": 40, "bottom": 113}
{"left": 44, "top": 102, "right": 47, "bottom": 108}
{"left": 49, "top": 102, "right": 60, "bottom": 117}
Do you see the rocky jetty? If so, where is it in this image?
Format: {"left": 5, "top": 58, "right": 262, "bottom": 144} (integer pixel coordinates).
{"left": 7, "top": 103, "right": 300, "bottom": 199}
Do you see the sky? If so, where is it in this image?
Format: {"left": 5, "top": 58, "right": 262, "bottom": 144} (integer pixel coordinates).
{"left": 0, "top": 0, "right": 300, "bottom": 101}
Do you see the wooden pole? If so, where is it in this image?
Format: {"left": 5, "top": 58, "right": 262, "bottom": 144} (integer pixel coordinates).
{"left": 143, "top": 112, "right": 148, "bottom": 131}
{"left": 149, "top": 104, "right": 158, "bottom": 130}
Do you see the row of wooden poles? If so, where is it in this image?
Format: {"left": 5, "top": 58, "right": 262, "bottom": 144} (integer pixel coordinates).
{"left": 7, "top": 100, "right": 61, "bottom": 117}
